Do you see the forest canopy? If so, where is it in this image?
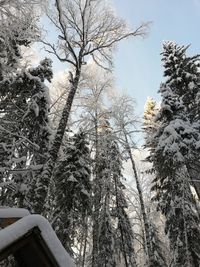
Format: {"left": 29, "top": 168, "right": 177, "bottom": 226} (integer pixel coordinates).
{"left": 0, "top": 1, "right": 200, "bottom": 267}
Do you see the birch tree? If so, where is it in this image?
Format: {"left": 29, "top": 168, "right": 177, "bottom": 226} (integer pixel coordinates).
{"left": 36, "top": 0, "right": 149, "bottom": 213}
{"left": 76, "top": 65, "right": 113, "bottom": 266}
{"left": 111, "top": 94, "right": 156, "bottom": 266}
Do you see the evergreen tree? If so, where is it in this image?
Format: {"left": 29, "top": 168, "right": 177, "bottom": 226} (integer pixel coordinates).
{"left": 160, "top": 42, "right": 200, "bottom": 199}
{"left": 143, "top": 97, "right": 159, "bottom": 149}
{"left": 148, "top": 42, "right": 200, "bottom": 267}
{"left": 114, "top": 178, "right": 137, "bottom": 267}
{"left": 0, "top": 58, "right": 53, "bottom": 209}
{"left": 95, "top": 133, "right": 117, "bottom": 267}
{"left": 0, "top": 0, "right": 39, "bottom": 203}
{"left": 52, "top": 131, "right": 91, "bottom": 257}
{"left": 94, "top": 129, "right": 137, "bottom": 267}
{"left": 112, "top": 141, "right": 137, "bottom": 267}
{"left": 97, "top": 201, "right": 116, "bottom": 267}
{"left": 148, "top": 218, "right": 168, "bottom": 267}
{"left": 0, "top": 0, "right": 52, "bottom": 211}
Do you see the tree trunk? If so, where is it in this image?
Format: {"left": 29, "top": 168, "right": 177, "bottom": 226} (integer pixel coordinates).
{"left": 187, "top": 163, "right": 200, "bottom": 200}
{"left": 124, "top": 132, "right": 153, "bottom": 266}
{"left": 82, "top": 216, "right": 88, "bottom": 267}
{"left": 34, "top": 68, "right": 81, "bottom": 214}
{"left": 92, "top": 110, "right": 100, "bottom": 267}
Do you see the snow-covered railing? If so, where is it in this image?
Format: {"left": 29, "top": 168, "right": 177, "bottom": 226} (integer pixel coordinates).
{"left": 0, "top": 208, "right": 30, "bottom": 228}
{"left": 0, "top": 207, "right": 30, "bottom": 219}
{"left": 0, "top": 213, "right": 75, "bottom": 267}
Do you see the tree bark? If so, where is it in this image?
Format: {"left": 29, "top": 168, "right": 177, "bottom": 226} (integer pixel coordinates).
{"left": 82, "top": 216, "right": 88, "bottom": 267}
{"left": 34, "top": 68, "right": 81, "bottom": 214}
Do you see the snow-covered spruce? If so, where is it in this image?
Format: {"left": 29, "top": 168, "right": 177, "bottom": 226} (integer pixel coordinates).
{"left": 51, "top": 131, "right": 91, "bottom": 260}
{"left": 148, "top": 42, "right": 200, "bottom": 267}
{"left": 0, "top": 57, "right": 53, "bottom": 210}
{"left": 93, "top": 130, "right": 137, "bottom": 267}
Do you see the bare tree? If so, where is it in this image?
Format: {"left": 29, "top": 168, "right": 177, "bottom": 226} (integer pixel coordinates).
{"left": 0, "top": 0, "right": 40, "bottom": 76}
{"left": 77, "top": 65, "right": 113, "bottom": 267}
{"left": 111, "top": 94, "right": 156, "bottom": 266}
{"left": 35, "top": 0, "right": 149, "bottom": 214}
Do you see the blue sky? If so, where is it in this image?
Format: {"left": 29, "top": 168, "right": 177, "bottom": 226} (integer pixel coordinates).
{"left": 38, "top": 0, "right": 200, "bottom": 117}
{"left": 113, "top": 0, "right": 200, "bottom": 116}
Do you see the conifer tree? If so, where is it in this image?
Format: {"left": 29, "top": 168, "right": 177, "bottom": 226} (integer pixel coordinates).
{"left": 0, "top": 58, "right": 53, "bottom": 209}
{"left": 0, "top": 0, "right": 52, "bottom": 210}
{"left": 160, "top": 42, "right": 200, "bottom": 199}
{"left": 94, "top": 129, "right": 137, "bottom": 267}
{"left": 52, "top": 131, "right": 91, "bottom": 258}
{"left": 0, "top": 2, "right": 50, "bottom": 266}
{"left": 143, "top": 97, "right": 159, "bottom": 150}
{"left": 148, "top": 42, "right": 200, "bottom": 267}
{"left": 0, "top": 0, "right": 39, "bottom": 200}
{"left": 114, "top": 175, "right": 137, "bottom": 267}
{"left": 148, "top": 218, "right": 168, "bottom": 267}
{"left": 95, "top": 132, "right": 117, "bottom": 267}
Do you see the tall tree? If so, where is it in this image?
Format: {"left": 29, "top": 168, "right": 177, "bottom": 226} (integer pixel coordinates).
{"left": 160, "top": 42, "right": 200, "bottom": 199}
{"left": 72, "top": 65, "right": 114, "bottom": 266}
{"left": 0, "top": 58, "right": 53, "bottom": 209}
{"left": 94, "top": 126, "right": 137, "bottom": 267}
{"left": 148, "top": 218, "right": 168, "bottom": 267}
{"left": 36, "top": 0, "right": 149, "bottom": 213}
{"left": 0, "top": 0, "right": 52, "bottom": 209}
{"left": 147, "top": 42, "right": 200, "bottom": 267}
{"left": 51, "top": 131, "right": 91, "bottom": 259}
{"left": 111, "top": 94, "right": 155, "bottom": 266}
{"left": 112, "top": 147, "right": 137, "bottom": 267}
